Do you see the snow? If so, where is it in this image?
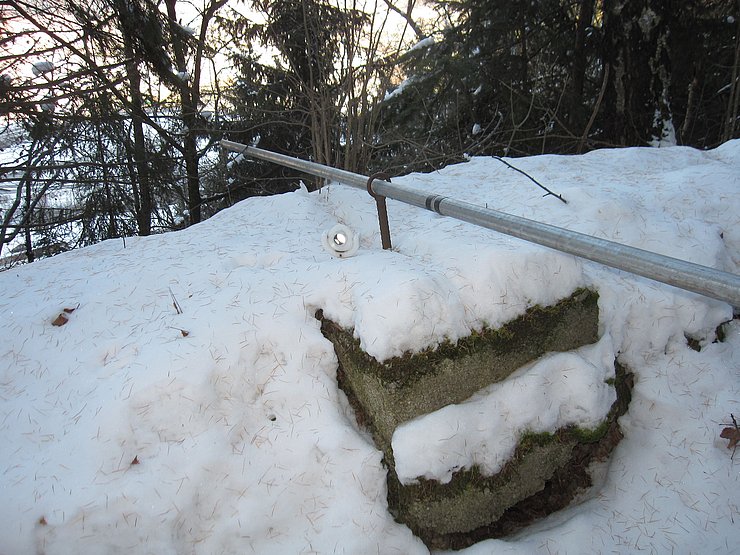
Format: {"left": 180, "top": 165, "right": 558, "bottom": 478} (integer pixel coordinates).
{"left": 393, "top": 340, "right": 618, "bottom": 485}
{"left": 1, "top": 142, "right": 739, "bottom": 554}
{"left": 384, "top": 75, "right": 417, "bottom": 101}
{"left": 31, "top": 61, "right": 54, "bottom": 76}
{"left": 177, "top": 23, "right": 197, "bottom": 37}
{"left": 409, "top": 36, "right": 435, "bottom": 52}
{"left": 649, "top": 110, "right": 677, "bottom": 147}
{"left": 383, "top": 37, "right": 435, "bottom": 101}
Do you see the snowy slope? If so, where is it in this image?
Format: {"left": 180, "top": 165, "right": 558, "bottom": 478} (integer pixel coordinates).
{"left": 0, "top": 143, "right": 738, "bottom": 554}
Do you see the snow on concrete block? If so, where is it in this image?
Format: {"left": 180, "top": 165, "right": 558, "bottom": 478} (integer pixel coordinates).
{"left": 319, "top": 288, "right": 633, "bottom": 548}
{"left": 387, "top": 363, "right": 632, "bottom": 548}
{"left": 320, "top": 288, "right": 600, "bottom": 456}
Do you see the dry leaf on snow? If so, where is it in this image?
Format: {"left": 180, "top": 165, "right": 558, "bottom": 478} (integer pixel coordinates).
{"left": 51, "top": 314, "right": 68, "bottom": 326}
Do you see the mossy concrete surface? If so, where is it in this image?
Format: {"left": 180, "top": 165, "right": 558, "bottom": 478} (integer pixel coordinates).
{"left": 318, "top": 288, "right": 634, "bottom": 549}
{"left": 319, "top": 288, "right": 600, "bottom": 458}
{"left": 390, "top": 363, "right": 633, "bottom": 550}
{"left": 389, "top": 436, "right": 577, "bottom": 537}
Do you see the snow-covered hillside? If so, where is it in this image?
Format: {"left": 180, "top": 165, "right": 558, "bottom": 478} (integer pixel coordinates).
{"left": 1, "top": 143, "right": 738, "bottom": 554}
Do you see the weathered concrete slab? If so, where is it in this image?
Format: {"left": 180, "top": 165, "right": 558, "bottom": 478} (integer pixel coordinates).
{"left": 387, "top": 364, "right": 632, "bottom": 549}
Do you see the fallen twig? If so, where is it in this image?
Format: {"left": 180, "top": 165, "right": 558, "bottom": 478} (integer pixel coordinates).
{"left": 169, "top": 287, "right": 183, "bottom": 315}
{"left": 492, "top": 156, "right": 568, "bottom": 204}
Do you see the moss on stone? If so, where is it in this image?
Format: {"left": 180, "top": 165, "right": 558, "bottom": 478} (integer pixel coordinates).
{"left": 387, "top": 434, "right": 578, "bottom": 536}
{"left": 518, "top": 430, "right": 559, "bottom": 450}
{"left": 324, "top": 288, "right": 599, "bottom": 388}
{"left": 568, "top": 419, "right": 611, "bottom": 444}
{"left": 386, "top": 362, "right": 633, "bottom": 549}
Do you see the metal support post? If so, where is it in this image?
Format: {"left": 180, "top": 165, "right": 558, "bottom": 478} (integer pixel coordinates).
{"left": 367, "top": 173, "right": 392, "bottom": 250}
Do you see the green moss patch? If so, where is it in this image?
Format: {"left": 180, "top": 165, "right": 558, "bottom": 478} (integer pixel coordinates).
{"left": 386, "top": 433, "right": 578, "bottom": 539}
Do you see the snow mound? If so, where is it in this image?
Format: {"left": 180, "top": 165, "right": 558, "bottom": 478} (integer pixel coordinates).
{"left": 1, "top": 142, "right": 739, "bottom": 554}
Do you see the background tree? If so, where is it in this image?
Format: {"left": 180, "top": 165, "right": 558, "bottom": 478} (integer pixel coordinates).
{"left": 2, "top": 0, "right": 228, "bottom": 264}
{"left": 669, "top": 0, "right": 740, "bottom": 146}
{"left": 376, "top": 0, "right": 581, "bottom": 171}
{"left": 375, "top": 0, "right": 739, "bottom": 172}
{"left": 106, "top": 0, "right": 227, "bottom": 226}
{"left": 1, "top": 0, "right": 132, "bottom": 260}
{"left": 600, "top": 0, "right": 674, "bottom": 146}
{"left": 221, "top": 0, "right": 400, "bottom": 196}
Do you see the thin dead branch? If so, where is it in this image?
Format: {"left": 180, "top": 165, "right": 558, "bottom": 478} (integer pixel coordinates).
{"left": 491, "top": 156, "right": 567, "bottom": 204}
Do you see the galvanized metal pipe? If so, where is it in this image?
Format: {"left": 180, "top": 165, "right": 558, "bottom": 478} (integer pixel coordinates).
{"left": 220, "top": 139, "right": 740, "bottom": 307}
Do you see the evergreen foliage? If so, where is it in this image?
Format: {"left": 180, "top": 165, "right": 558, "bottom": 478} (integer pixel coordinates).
{"left": 376, "top": 0, "right": 739, "bottom": 173}
{"left": 220, "top": 0, "right": 379, "bottom": 195}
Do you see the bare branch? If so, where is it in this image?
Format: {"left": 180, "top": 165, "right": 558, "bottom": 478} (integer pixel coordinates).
{"left": 491, "top": 156, "right": 567, "bottom": 204}
{"left": 381, "top": 0, "right": 423, "bottom": 40}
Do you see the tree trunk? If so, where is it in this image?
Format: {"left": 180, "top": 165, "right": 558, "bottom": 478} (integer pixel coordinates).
{"left": 165, "top": 0, "right": 202, "bottom": 225}
{"left": 722, "top": 7, "right": 740, "bottom": 142}
{"left": 23, "top": 169, "right": 35, "bottom": 263}
{"left": 647, "top": 3, "right": 673, "bottom": 144}
{"left": 568, "top": 0, "right": 595, "bottom": 134}
{"left": 122, "top": 35, "right": 152, "bottom": 235}
{"left": 183, "top": 131, "right": 202, "bottom": 225}
{"left": 601, "top": 0, "right": 673, "bottom": 146}
{"left": 602, "top": 1, "right": 634, "bottom": 145}
{"left": 94, "top": 118, "right": 118, "bottom": 238}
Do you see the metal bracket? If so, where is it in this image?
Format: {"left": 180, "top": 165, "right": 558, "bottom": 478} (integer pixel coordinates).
{"left": 366, "top": 173, "right": 392, "bottom": 250}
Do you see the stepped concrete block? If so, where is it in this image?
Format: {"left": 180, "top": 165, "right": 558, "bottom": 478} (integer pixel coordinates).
{"left": 319, "top": 289, "right": 633, "bottom": 548}
{"left": 320, "top": 288, "right": 600, "bottom": 457}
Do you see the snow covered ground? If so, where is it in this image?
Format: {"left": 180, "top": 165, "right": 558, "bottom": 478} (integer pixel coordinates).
{"left": 1, "top": 142, "right": 738, "bottom": 554}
